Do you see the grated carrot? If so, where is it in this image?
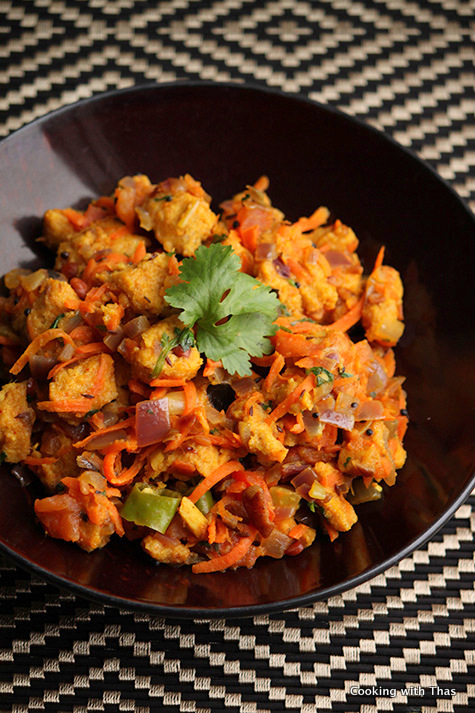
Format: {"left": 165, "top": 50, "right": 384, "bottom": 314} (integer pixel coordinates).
{"left": 192, "top": 534, "right": 254, "bottom": 573}
{"left": 266, "top": 373, "right": 314, "bottom": 424}
{"left": 188, "top": 461, "right": 244, "bottom": 504}
{"left": 10, "top": 329, "right": 75, "bottom": 376}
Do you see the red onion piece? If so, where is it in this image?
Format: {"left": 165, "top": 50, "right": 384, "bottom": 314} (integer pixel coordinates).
{"left": 103, "top": 326, "right": 125, "bottom": 351}
{"left": 30, "top": 354, "right": 57, "bottom": 381}
{"left": 319, "top": 409, "right": 355, "bottom": 431}
{"left": 324, "top": 250, "right": 354, "bottom": 269}
{"left": 84, "top": 429, "right": 128, "bottom": 451}
{"left": 366, "top": 360, "right": 388, "bottom": 394}
{"left": 302, "top": 411, "right": 321, "bottom": 437}
{"left": 273, "top": 257, "right": 291, "bottom": 278}
{"left": 76, "top": 452, "right": 103, "bottom": 472}
{"left": 260, "top": 529, "right": 293, "bottom": 558}
{"left": 124, "top": 316, "right": 150, "bottom": 338}
{"left": 58, "top": 343, "right": 75, "bottom": 362}
{"left": 255, "top": 242, "right": 278, "bottom": 262}
{"left": 136, "top": 398, "right": 170, "bottom": 447}
{"left": 305, "top": 248, "right": 320, "bottom": 265}
{"left": 62, "top": 311, "right": 83, "bottom": 333}
{"left": 167, "top": 391, "right": 186, "bottom": 416}
{"left": 281, "top": 461, "right": 307, "bottom": 479}
{"left": 355, "top": 400, "right": 385, "bottom": 421}
{"left": 291, "top": 467, "right": 319, "bottom": 501}
{"left": 231, "top": 377, "right": 256, "bottom": 396}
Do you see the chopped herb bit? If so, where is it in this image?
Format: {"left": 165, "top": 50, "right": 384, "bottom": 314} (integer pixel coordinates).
{"left": 369, "top": 390, "right": 377, "bottom": 398}
{"left": 165, "top": 250, "right": 175, "bottom": 256}
{"left": 343, "top": 456, "right": 352, "bottom": 468}
{"left": 307, "top": 366, "right": 334, "bottom": 387}
{"left": 242, "top": 193, "right": 250, "bottom": 201}
{"left": 210, "top": 428, "right": 219, "bottom": 435}
{"left": 153, "top": 194, "right": 172, "bottom": 202}
{"left": 260, "top": 401, "right": 273, "bottom": 412}
{"left": 287, "top": 278, "right": 299, "bottom": 288}
{"left": 279, "top": 326, "right": 292, "bottom": 333}
{"left": 338, "top": 367, "right": 354, "bottom": 378}
{"left": 174, "top": 326, "right": 195, "bottom": 352}
{"left": 0, "top": 451, "right": 6, "bottom": 465}
{"left": 84, "top": 409, "right": 100, "bottom": 420}
{"left": 308, "top": 501, "right": 316, "bottom": 513}
{"left": 210, "top": 234, "right": 227, "bottom": 244}
{"left": 279, "top": 305, "right": 291, "bottom": 317}
{"left": 50, "top": 313, "right": 65, "bottom": 329}
{"left": 152, "top": 327, "right": 196, "bottom": 378}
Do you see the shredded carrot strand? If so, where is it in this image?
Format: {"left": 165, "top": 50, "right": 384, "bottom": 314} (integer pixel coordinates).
{"left": 150, "top": 377, "right": 186, "bottom": 388}
{"left": 326, "top": 294, "right": 365, "bottom": 333}
{"left": 295, "top": 206, "right": 330, "bottom": 233}
{"left": 10, "top": 329, "right": 75, "bottom": 376}
{"left": 263, "top": 352, "right": 285, "bottom": 392}
{"left": 266, "top": 374, "right": 314, "bottom": 424}
{"left": 23, "top": 456, "right": 58, "bottom": 466}
{"left": 373, "top": 245, "right": 385, "bottom": 271}
{"left": 188, "top": 461, "right": 244, "bottom": 504}
{"left": 182, "top": 381, "right": 197, "bottom": 416}
{"left": 132, "top": 241, "right": 146, "bottom": 263}
{"left": 253, "top": 175, "right": 269, "bottom": 192}
{"left": 73, "top": 416, "right": 135, "bottom": 448}
{"left": 192, "top": 534, "right": 254, "bottom": 573}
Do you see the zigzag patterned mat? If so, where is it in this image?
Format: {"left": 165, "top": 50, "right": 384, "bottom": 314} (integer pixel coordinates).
{"left": 0, "top": 1, "right": 474, "bottom": 711}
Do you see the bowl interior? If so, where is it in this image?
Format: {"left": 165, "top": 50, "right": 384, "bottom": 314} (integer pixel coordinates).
{"left": 0, "top": 83, "right": 474, "bottom": 615}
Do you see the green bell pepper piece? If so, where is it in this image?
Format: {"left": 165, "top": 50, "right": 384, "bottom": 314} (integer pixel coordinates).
{"left": 121, "top": 483, "right": 181, "bottom": 533}
{"left": 195, "top": 489, "right": 215, "bottom": 515}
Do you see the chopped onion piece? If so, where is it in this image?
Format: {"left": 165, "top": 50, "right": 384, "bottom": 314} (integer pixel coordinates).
{"left": 260, "top": 529, "right": 293, "bottom": 558}
{"left": 366, "top": 360, "right": 388, "bottom": 394}
{"left": 324, "top": 250, "right": 353, "bottom": 269}
{"left": 231, "top": 377, "right": 256, "bottom": 396}
{"left": 355, "top": 400, "right": 384, "bottom": 421}
{"left": 62, "top": 311, "right": 83, "bottom": 333}
{"left": 84, "top": 429, "right": 128, "bottom": 451}
{"left": 319, "top": 409, "right": 355, "bottom": 431}
{"left": 273, "top": 257, "right": 291, "bottom": 278}
{"left": 124, "top": 315, "right": 150, "bottom": 338}
{"left": 30, "top": 354, "right": 57, "bottom": 381}
{"left": 302, "top": 411, "right": 321, "bottom": 437}
{"left": 281, "top": 461, "right": 307, "bottom": 479}
{"left": 76, "top": 452, "right": 103, "bottom": 472}
{"left": 166, "top": 391, "right": 186, "bottom": 415}
{"left": 20, "top": 269, "right": 47, "bottom": 292}
{"left": 103, "top": 326, "right": 125, "bottom": 351}
{"left": 255, "top": 242, "right": 278, "bottom": 262}
{"left": 291, "top": 467, "right": 319, "bottom": 501}
{"left": 58, "top": 343, "right": 75, "bottom": 362}
{"left": 136, "top": 398, "right": 170, "bottom": 447}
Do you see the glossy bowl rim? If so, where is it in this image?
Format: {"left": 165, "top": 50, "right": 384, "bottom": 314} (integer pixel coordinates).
{"left": 0, "top": 80, "right": 474, "bottom": 618}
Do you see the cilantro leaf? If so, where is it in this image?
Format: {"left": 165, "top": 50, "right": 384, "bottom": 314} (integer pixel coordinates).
{"left": 306, "top": 366, "right": 334, "bottom": 387}
{"left": 165, "top": 244, "right": 280, "bottom": 376}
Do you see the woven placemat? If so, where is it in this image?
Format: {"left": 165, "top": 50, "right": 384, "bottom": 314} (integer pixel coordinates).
{"left": 0, "top": 1, "right": 474, "bottom": 711}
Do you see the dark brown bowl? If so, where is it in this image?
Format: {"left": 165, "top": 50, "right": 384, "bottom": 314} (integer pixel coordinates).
{"left": 0, "top": 82, "right": 474, "bottom": 617}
